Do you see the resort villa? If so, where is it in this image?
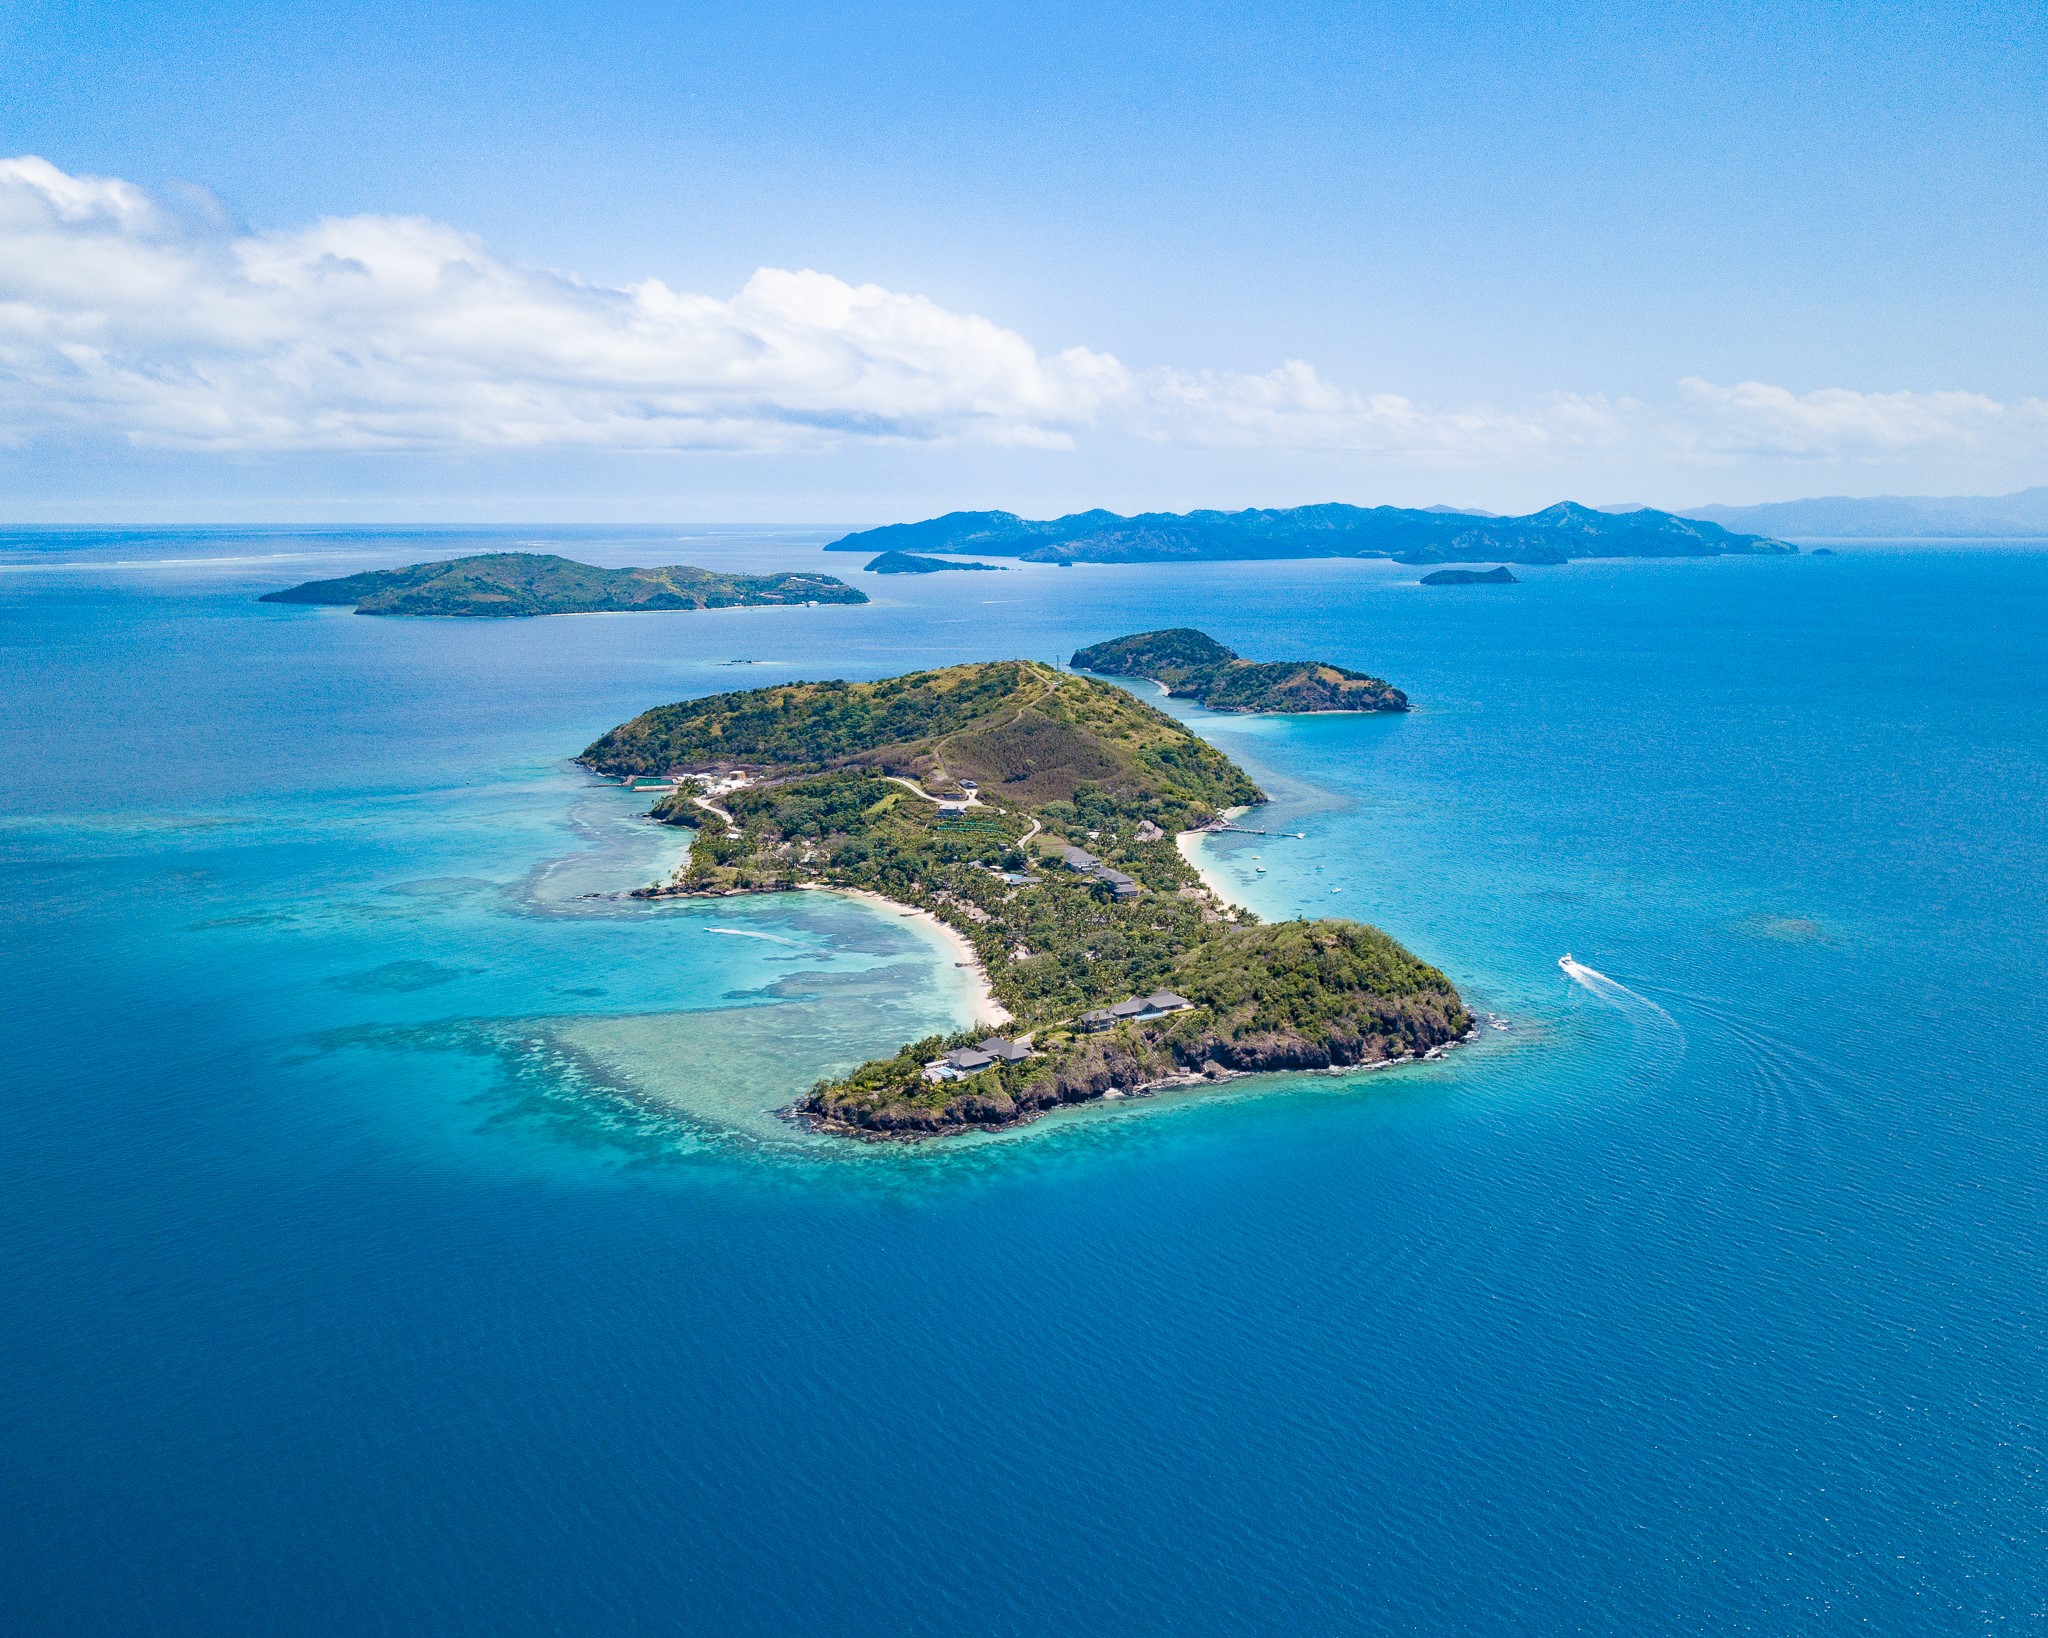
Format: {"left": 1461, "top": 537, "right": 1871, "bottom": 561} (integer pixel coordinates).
{"left": 1078, "top": 992, "right": 1195, "bottom": 1031}
{"left": 1057, "top": 844, "right": 1142, "bottom": 900}
{"left": 923, "top": 1036, "right": 1035, "bottom": 1082}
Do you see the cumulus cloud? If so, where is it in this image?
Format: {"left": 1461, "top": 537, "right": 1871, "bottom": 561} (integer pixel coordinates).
{"left": 0, "top": 156, "right": 1126, "bottom": 453}
{"left": 1671, "top": 377, "right": 2048, "bottom": 460}
{"left": 0, "top": 155, "right": 2041, "bottom": 466}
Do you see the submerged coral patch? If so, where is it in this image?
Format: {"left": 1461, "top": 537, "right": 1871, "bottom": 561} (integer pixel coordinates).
{"left": 326, "top": 960, "right": 482, "bottom": 993}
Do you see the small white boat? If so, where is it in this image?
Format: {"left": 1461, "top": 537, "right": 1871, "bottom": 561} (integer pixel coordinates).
{"left": 1558, "top": 953, "right": 1574, "bottom": 971}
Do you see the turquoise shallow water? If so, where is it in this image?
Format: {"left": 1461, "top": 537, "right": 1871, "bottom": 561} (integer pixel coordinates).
{"left": 3, "top": 529, "right": 2046, "bottom": 1631}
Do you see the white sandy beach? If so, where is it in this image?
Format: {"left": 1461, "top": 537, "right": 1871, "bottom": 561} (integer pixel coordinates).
{"left": 662, "top": 821, "right": 1009, "bottom": 1028}
{"left": 1176, "top": 809, "right": 1246, "bottom": 909}
{"left": 802, "top": 884, "right": 1012, "bottom": 1028}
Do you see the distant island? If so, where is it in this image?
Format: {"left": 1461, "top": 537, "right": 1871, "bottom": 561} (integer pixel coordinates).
{"left": 1071, "top": 628, "right": 1408, "bottom": 713}
{"left": 261, "top": 552, "right": 868, "bottom": 618}
{"left": 826, "top": 500, "right": 1794, "bottom": 566}
{"left": 1422, "top": 566, "right": 1518, "bottom": 586}
{"left": 864, "top": 550, "right": 1007, "bottom": 575}
{"left": 580, "top": 652, "right": 1466, "bottom": 1137}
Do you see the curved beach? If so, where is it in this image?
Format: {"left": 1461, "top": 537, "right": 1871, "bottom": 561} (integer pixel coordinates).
{"left": 1176, "top": 813, "right": 1243, "bottom": 907}
{"left": 801, "top": 884, "right": 1012, "bottom": 1029}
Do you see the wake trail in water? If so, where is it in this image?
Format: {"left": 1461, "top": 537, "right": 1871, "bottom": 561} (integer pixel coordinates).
{"left": 707, "top": 926, "right": 816, "bottom": 949}
{"left": 1650, "top": 986, "right": 1859, "bottom": 1163}
{"left": 1559, "top": 956, "right": 1688, "bottom": 1065}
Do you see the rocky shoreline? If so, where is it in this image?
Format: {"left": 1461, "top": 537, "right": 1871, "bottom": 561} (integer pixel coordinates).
{"left": 791, "top": 1008, "right": 1480, "bottom": 1141}
{"left": 616, "top": 803, "right": 1477, "bottom": 1143}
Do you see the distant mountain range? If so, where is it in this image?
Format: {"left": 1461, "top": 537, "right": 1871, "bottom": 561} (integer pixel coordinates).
{"left": 826, "top": 502, "right": 1792, "bottom": 565}
{"left": 1680, "top": 487, "right": 2048, "bottom": 539}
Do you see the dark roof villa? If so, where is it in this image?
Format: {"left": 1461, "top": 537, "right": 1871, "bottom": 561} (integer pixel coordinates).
{"left": 922, "top": 1035, "right": 1035, "bottom": 1081}
{"left": 1078, "top": 991, "right": 1194, "bottom": 1031}
{"left": 1058, "top": 844, "right": 1141, "bottom": 899}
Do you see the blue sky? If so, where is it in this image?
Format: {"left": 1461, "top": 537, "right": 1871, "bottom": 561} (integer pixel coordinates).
{"left": 3, "top": 0, "right": 2044, "bottom": 523}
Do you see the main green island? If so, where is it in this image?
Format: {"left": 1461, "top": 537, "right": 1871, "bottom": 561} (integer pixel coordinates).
{"left": 261, "top": 551, "right": 867, "bottom": 617}
{"left": 581, "top": 635, "right": 1469, "bottom": 1138}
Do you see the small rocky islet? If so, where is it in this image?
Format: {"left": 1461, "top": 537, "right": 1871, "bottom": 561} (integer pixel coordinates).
{"left": 1070, "top": 627, "right": 1410, "bottom": 713}
{"left": 862, "top": 550, "right": 1007, "bottom": 574}
{"left": 1421, "top": 566, "right": 1519, "bottom": 585}
{"left": 581, "top": 633, "right": 1467, "bottom": 1139}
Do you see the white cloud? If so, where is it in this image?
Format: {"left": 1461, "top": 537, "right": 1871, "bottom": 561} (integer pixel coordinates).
{"left": 0, "top": 157, "right": 1127, "bottom": 453}
{"left": 0, "top": 156, "right": 2042, "bottom": 467}
{"left": 1671, "top": 377, "right": 2048, "bottom": 460}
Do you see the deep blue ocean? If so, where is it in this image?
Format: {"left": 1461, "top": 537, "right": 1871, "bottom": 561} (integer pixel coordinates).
{"left": 3, "top": 528, "right": 2045, "bottom": 1633}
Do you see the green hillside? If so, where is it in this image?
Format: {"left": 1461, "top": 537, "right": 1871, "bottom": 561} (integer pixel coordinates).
{"left": 581, "top": 660, "right": 1260, "bottom": 820}
{"left": 260, "top": 552, "right": 867, "bottom": 618}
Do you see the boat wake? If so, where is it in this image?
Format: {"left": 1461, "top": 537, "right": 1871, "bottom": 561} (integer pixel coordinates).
{"left": 1652, "top": 984, "right": 1857, "bottom": 1164}
{"left": 707, "top": 926, "right": 815, "bottom": 948}
{"left": 1559, "top": 954, "right": 1687, "bottom": 1059}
